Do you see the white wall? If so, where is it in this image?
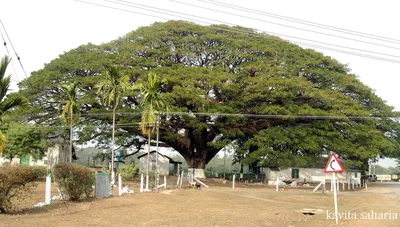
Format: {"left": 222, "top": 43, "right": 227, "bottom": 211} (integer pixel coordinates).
{"left": 265, "top": 167, "right": 361, "bottom": 183}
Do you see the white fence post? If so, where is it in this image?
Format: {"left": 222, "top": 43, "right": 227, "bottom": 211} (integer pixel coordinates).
{"left": 232, "top": 174, "right": 236, "bottom": 189}
{"left": 179, "top": 171, "right": 184, "bottom": 188}
{"left": 276, "top": 177, "right": 279, "bottom": 192}
{"left": 45, "top": 174, "right": 51, "bottom": 205}
{"left": 164, "top": 175, "right": 167, "bottom": 189}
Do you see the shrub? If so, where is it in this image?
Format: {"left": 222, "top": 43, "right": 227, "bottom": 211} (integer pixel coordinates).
{"left": 119, "top": 164, "right": 139, "bottom": 181}
{"left": 53, "top": 163, "right": 94, "bottom": 201}
{"left": 0, "top": 164, "right": 46, "bottom": 213}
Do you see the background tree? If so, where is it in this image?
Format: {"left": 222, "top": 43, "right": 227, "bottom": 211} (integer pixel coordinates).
{"left": 134, "top": 72, "right": 168, "bottom": 186}
{"left": 17, "top": 21, "right": 400, "bottom": 176}
{"left": 60, "top": 82, "right": 80, "bottom": 163}
{"left": 0, "top": 55, "right": 28, "bottom": 154}
{"left": 3, "top": 122, "right": 48, "bottom": 161}
{"left": 96, "top": 66, "right": 131, "bottom": 177}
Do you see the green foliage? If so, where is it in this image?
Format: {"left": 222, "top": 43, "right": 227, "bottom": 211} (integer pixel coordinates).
{"left": 53, "top": 163, "right": 94, "bottom": 201}
{"left": 17, "top": 21, "right": 400, "bottom": 170}
{"left": 119, "top": 164, "right": 139, "bottom": 181}
{"left": 60, "top": 82, "right": 80, "bottom": 124}
{"left": 0, "top": 56, "right": 28, "bottom": 154}
{"left": 3, "top": 122, "right": 48, "bottom": 161}
{"left": 0, "top": 164, "right": 46, "bottom": 213}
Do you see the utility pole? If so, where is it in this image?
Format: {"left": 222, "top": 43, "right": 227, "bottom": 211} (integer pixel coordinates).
{"left": 223, "top": 147, "right": 226, "bottom": 180}
{"left": 155, "top": 115, "right": 160, "bottom": 190}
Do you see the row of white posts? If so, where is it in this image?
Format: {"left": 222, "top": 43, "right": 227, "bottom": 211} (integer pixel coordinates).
{"left": 312, "top": 177, "right": 368, "bottom": 194}
{"left": 139, "top": 173, "right": 167, "bottom": 192}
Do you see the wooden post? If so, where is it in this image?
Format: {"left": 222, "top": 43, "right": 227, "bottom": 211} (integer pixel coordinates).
{"left": 337, "top": 179, "right": 340, "bottom": 192}
{"left": 322, "top": 178, "right": 326, "bottom": 194}
{"left": 179, "top": 171, "right": 183, "bottom": 188}
{"left": 118, "top": 174, "right": 122, "bottom": 196}
{"left": 145, "top": 175, "right": 149, "bottom": 191}
{"left": 342, "top": 181, "right": 345, "bottom": 191}
{"left": 348, "top": 177, "right": 350, "bottom": 190}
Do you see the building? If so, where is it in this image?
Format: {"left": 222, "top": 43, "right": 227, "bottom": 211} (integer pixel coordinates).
{"left": 0, "top": 143, "right": 70, "bottom": 168}
{"left": 138, "top": 151, "right": 183, "bottom": 176}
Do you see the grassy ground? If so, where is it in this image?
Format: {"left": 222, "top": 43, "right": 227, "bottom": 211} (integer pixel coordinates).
{"left": 0, "top": 178, "right": 399, "bottom": 227}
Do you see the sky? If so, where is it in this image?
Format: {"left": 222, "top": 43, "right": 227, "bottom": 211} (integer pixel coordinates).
{"left": 1, "top": 0, "right": 400, "bottom": 167}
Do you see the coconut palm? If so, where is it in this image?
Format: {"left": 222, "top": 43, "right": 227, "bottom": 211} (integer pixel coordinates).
{"left": 60, "top": 82, "right": 80, "bottom": 163}
{"left": 134, "top": 72, "right": 168, "bottom": 189}
{"left": 0, "top": 56, "right": 28, "bottom": 154}
{"left": 96, "top": 66, "right": 131, "bottom": 177}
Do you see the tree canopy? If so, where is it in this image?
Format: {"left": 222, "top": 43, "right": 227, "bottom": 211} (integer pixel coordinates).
{"left": 17, "top": 21, "right": 400, "bottom": 172}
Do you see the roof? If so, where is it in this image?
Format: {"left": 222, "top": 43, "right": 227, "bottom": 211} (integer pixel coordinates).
{"left": 137, "top": 151, "right": 183, "bottom": 164}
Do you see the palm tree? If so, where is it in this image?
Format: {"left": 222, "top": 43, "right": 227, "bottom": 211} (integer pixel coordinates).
{"left": 96, "top": 66, "right": 131, "bottom": 178}
{"left": 60, "top": 82, "right": 80, "bottom": 163}
{"left": 0, "top": 55, "right": 28, "bottom": 154}
{"left": 134, "top": 72, "right": 168, "bottom": 190}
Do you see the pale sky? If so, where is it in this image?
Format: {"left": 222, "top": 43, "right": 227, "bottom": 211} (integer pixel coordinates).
{"left": 1, "top": 0, "right": 399, "bottom": 167}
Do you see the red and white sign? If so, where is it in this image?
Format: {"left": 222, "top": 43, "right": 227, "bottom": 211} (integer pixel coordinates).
{"left": 324, "top": 153, "right": 344, "bottom": 173}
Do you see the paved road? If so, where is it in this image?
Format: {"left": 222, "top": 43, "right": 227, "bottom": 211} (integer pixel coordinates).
{"left": 373, "top": 182, "right": 400, "bottom": 198}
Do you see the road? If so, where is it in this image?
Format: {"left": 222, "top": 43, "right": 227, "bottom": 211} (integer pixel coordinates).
{"left": 374, "top": 182, "right": 400, "bottom": 198}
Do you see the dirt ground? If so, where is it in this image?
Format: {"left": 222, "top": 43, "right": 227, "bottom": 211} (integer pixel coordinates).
{"left": 0, "top": 178, "right": 399, "bottom": 227}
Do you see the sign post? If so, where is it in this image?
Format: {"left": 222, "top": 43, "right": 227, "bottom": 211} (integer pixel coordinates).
{"left": 324, "top": 153, "right": 344, "bottom": 225}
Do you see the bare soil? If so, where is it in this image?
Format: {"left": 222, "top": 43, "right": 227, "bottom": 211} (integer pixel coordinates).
{"left": 0, "top": 178, "right": 399, "bottom": 227}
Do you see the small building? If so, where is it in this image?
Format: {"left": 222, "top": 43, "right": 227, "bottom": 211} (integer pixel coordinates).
{"left": 0, "top": 143, "right": 71, "bottom": 168}
{"left": 138, "top": 151, "right": 182, "bottom": 176}
{"left": 254, "top": 158, "right": 362, "bottom": 185}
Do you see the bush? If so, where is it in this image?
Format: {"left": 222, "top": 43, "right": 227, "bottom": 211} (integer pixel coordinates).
{"left": 119, "top": 164, "right": 139, "bottom": 181}
{"left": 0, "top": 164, "right": 46, "bottom": 213}
{"left": 53, "top": 163, "right": 94, "bottom": 201}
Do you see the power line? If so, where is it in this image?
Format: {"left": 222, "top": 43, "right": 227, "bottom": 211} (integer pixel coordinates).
{"left": 105, "top": 0, "right": 400, "bottom": 64}
{"left": 0, "top": 20, "right": 29, "bottom": 78}
{"left": 171, "top": 0, "right": 400, "bottom": 60}
{"left": 0, "top": 27, "right": 20, "bottom": 82}
{"left": 171, "top": 0, "right": 400, "bottom": 52}
{"left": 28, "top": 110, "right": 400, "bottom": 120}
{"left": 200, "top": 0, "right": 400, "bottom": 44}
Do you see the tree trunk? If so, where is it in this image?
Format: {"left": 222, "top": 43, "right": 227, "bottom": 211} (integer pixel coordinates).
{"left": 146, "top": 128, "right": 151, "bottom": 184}
{"left": 69, "top": 119, "right": 73, "bottom": 163}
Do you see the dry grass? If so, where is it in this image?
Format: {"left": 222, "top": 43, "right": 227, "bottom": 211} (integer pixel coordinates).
{"left": 0, "top": 179, "right": 398, "bottom": 227}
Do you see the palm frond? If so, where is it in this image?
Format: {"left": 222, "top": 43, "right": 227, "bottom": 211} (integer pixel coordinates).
{"left": 0, "top": 131, "right": 6, "bottom": 154}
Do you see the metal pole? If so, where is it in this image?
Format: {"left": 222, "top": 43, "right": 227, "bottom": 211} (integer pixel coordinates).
{"left": 223, "top": 147, "right": 226, "bottom": 180}
{"left": 155, "top": 116, "right": 160, "bottom": 190}
{"left": 333, "top": 173, "right": 338, "bottom": 225}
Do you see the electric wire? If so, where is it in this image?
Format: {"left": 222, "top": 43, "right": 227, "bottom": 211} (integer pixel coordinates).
{"left": 200, "top": 0, "right": 400, "bottom": 44}
{"left": 0, "top": 20, "right": 29, "bottom": 78}
{"left": 170, "top": 0, "right": 400, "bottom": 52}
{"left": 0, "top": 26, "right": 20, "bottom": 82}
{"left": 122, "top": 0, "right": 400, "bottom": 59}
{"left": 98, "top": 0, "right": 400, "bottom": 64}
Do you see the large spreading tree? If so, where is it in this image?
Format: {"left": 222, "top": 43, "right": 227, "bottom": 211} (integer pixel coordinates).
{"left": 18, "top": 21, "right": 400, "bottom": 176}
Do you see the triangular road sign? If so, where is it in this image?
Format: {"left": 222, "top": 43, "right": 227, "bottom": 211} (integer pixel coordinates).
{"left": 324, "top": 153, "right": 344, "bottom": 173}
